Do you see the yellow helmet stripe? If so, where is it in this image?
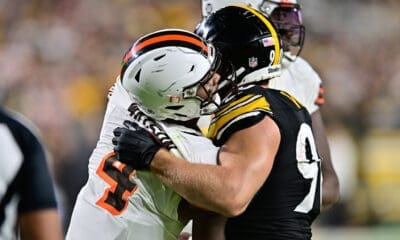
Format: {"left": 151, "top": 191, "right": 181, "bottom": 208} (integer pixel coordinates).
{"left": 231, "top": 4, "right": 281, "bottom": 65}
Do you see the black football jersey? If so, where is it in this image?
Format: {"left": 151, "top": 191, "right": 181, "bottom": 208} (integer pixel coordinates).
{"left": 208, "top": 86, "right": 321, "bottom": 239}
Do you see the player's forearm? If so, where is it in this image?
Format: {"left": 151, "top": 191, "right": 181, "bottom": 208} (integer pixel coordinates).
{"left": 150, "top": 149, "right": 247, "bottom": 217}
{"left": 19, "top": 209, "right": 63, "bottom": 240}
{"left": 321, "top": 169, "right": 340, "bottom": 211}
{"left": 311, "top": 111, "right": 340, "bottom": 210}
{"left": 319, "top": 144, "right": 340, "bottom": 210}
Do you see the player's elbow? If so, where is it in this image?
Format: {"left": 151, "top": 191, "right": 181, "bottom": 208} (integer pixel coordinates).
{"left": 221, "top": 200, "right": 249, "bottom": 217}
{"left": 218, "top": 187, "right": 251, "bottom": 217}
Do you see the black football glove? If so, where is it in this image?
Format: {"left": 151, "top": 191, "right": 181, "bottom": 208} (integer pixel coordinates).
{"left": 112, "top": 126, "right": 161, "bottom": 170}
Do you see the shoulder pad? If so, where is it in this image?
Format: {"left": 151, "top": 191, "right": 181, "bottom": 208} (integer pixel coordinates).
{"left": 207, "top": 93, "right": 271, "bottom": 146}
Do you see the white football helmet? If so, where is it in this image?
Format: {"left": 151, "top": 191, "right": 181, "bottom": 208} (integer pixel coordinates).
{"left": 201, "top": 0, "right": 304, "bottom": 60}
{"left": 202, "top": 0, "right": 298, "bottom": 17}
{"left": 120, "top": 29, "right": 221, "bottom": 121}
{"left": 202, "top": 0, "right": 259, "bottom": 17}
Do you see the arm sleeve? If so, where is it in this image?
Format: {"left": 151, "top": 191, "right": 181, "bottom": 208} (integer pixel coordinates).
{"left": 298, "top": 58, "right": 324, "bottom": 114}
{"left": 16, "top": 121, "right": 58, "bottom": 213}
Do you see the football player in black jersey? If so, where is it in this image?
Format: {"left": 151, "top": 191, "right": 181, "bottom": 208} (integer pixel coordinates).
{"left": 112, "top": 5, "right": 321, "bottom": 239}
{"left": 201, "top": 0, "right": 339, "bottom": 212}
{"left": 0, "top": 106, "right": 63, "bottom": 239}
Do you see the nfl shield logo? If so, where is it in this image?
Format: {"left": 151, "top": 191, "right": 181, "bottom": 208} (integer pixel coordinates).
{"left": 248, "top": 57, "right": 258, "bottom": 68}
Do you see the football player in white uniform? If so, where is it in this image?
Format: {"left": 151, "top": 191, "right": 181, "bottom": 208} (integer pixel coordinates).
{"left": 66, "top": 29, "right": 222, "bottom": 240}
{"left": 200, "top": 0, "right": 339, "bottom": 210}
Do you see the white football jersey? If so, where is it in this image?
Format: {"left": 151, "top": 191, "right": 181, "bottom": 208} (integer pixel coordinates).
{"left": 66, "top": 78, "right": 219, "bottom": 240}
{"left": 269, "top": 57, "right": 323, "bottom": 114}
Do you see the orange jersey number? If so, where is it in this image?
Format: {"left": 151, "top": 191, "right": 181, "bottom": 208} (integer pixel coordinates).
{"left": 96, "top": 152, "right": 137, "bottom": 215}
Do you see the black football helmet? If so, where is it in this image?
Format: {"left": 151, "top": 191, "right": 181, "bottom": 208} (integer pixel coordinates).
{"left": 195, "top": 4, "right": 282, "bottom": 93}
{"left": 200, "top": 0, "right": 305, "bottom": 62}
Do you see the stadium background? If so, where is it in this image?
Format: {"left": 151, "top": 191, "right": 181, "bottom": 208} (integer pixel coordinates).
{"left": 0, "top": 0, "right": 399, "bottom": 238}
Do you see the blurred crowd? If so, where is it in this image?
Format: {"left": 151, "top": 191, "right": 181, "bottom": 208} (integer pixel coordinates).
{"left": 1, "top": 0, "right": 399, "bottom": 233}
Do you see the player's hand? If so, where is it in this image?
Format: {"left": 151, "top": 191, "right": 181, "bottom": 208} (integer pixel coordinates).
{"left": 112, "top": 126, "right": 161, "bottom": 170}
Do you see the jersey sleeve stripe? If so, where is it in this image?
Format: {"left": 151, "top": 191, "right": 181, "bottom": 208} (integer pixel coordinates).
{"left": 315, "top": 84, "right": 325, "bottom": 105}
{"left": 215, "top": 111, "right": 263, "bottom": 141}
{"left": 315, "top": 97, "right": 325, "bottom": 105}
{"left": 208, "top": 95, "right": 271, "bottom": 139}
{"left": 216, "top": 94, "right": 254, "bottom": 114}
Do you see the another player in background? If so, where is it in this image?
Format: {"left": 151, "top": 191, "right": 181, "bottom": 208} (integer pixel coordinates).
{"left": 113, "top": 5, "right": 321, "bottom": 239}
{"left": 66, "top": 29, "right": 223, "bottom": 240}
{"left": 0, "top": 105, "right": 63, "bottom": 240}
{"left": 201, "top": 0, "right": 339, "bottom": 210}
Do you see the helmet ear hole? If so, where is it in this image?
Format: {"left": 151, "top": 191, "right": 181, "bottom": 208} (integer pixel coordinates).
{"left": 189, "top": 65, "right": 195, "bottom": 73}
{"left": 166, "top": 105, "right": 184, "bottom": 111}
{"left": 154, "top": 54, "right": 166, "bottom": 61}
{"left": 134, "top": 69, "right": 141, "bottom": 83}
